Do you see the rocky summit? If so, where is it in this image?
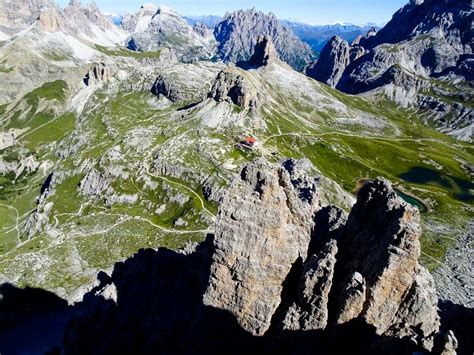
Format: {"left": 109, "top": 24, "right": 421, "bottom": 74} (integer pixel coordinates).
{"left": 306, "top": 0, "right": 473, "bottom": 141}
{"left": 214, "top": 8, "right": 315, "bottom": 71}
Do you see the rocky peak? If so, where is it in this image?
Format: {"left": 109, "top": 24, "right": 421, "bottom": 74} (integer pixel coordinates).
{"left": 306, "top": 0, "right": 473, "bottom": 139}
{"left": 306, "top": 35, "right": 350, "bottom": 88}
{"left": 56, "top": 0, "right": 108, "bottom": 27}
{"left": 359, "top": 0, "right": 473, "bottom": 49}
{"left": 214, "top": 8, "right": 314, "bottom": 71}
{"left": 204, "top": 159, "right": 441, "bottom": 350}
{"left": 140, "top": 3, "right": 157, "bottom": 13}
{"left": 203, "top": 158, "right": 319, "bottom": 335}
{"left": 62, "top": 158, "right": 456, "bottom": 353}
{"left": 366, "top": 26, "right": 377, "bottom": 38}
{"left": 208, "top": 68, "right": 258, "bottom": 110}
{"left": 0, "top": 0, "right": 57, "bottom": 36}
{"left": 335, "top": 178, "right": 440, "bottom": 347}
{"left": 156, "top": 5, "right": 179, "bottom": 17}
{"left": 122, "top": 4, "right": 216, "bottom": 62}
{"left": 245, "top": 35, "right": 279, "bottom": 67}
{"left": 38, "top": 6, "right": 62, "bottom": 33}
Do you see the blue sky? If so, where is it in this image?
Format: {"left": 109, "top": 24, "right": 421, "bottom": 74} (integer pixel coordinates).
{"left": 58, "top": 0, "right": 408, "bottom": 25}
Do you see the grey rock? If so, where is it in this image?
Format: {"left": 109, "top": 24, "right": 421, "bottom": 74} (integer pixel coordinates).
{"left": 78, "top": 168, "right": 111, "bottom": 197}
{"left": 306, "top": 36, "right": 350, "bottom": 88}
{"left": 214, "top": 8, "right": 314, "bottom": 71}
{"left": 0, "top": 0, "right": 56, "bottom": 36}
{"left": 283, "top": 240, "right": 338, "bottom": 331}
{"left": 440, "top": 330, "right": 458, "bottom": 355}
{"left": 336, "top": 178, "right": 440, "bottom": 350}
{"left": 120, "top": 3, "right": 157, "bottom": 33}
{"left": 208, "top": 67, "right": 258, "bottom": 110}
{"left": 203, "top": 158, "right": 319, "bottom": 336}
{"left": 203, "top": 161, "right": 441, "bottom": 350}
{"left": 433, "top": 223, "right": 474, "bottom": 308}
{"left": 151, "top": 74, "right": 182, "bottom": 102}
{"left": 336, "top": 271, "right": 366, "bottom": 324}
{"left": 307, "top": 0, "right": 474, "bottom": 136}
{"left": 123, "top": 5, "right": 216, "bottom": 63}
{"left": 83, "top": 62, "right": 111, "bottom": 86}
{"left": 244, "top": 35, "right": 279, "bottom": 68}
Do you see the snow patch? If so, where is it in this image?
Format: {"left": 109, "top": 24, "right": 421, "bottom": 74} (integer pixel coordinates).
{"left": 0, "top": 31, "right": 10, "bottom": 41}
{"left": 448, "top": 124, "right": 473, "bottom": 142}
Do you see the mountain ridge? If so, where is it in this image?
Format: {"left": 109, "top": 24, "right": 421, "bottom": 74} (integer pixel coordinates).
{"left": 306, "top": 0, "right": 473, "bottom": 141}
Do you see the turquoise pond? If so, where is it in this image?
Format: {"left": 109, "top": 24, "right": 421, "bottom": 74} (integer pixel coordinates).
{"left": 395, "top": 189, "right": 428, "bottom": 213}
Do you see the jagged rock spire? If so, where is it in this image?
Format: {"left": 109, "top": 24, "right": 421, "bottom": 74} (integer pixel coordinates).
{"left": 248, "top": 35, "right": 279, "bottom": 67}
{"left": 306, "top": 35, "right": 350, "bottom": 88}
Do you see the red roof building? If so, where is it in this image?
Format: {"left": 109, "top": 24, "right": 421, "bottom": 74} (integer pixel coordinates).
{"left": 244, "top": 137, "right": 257, "bottom": 145}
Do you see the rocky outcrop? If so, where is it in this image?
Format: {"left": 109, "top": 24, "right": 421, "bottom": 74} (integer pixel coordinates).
{"left": 203, "top": 158, "right": 319, "bottom": 335}
{"left": 208, "top": 68, "right": 258, "bottom": 109}
{"left": 306, "top": 35, "right": 350, "bottom": 87}
{"left": 83, "top": 62, "right": 111, "bottom": 86}
{"left": 151, "top": 74, "right": 182, "bottom": 102}
{"left": 335, "top": 179, "right": 440, "bottom": 348}
{"left": 121, "top": 3, "right": 157, "bottom": 33}
{"left": 214, "top": 8, "right": 314, "bottom": 71}
{"left": 123, "top": 5, "right": 216, "bottom": 62}
{"left": 306, "top": 0, "right": 474, "bottom": 138}
{"left": 245, "top": 35, "right": 279, "bottom": 67}
{"left": 0, "top": 0, "right": 56, "bottom": 36}
{"left": 283, "top": 239, "right": 338, "bottom": 331}
{"left": 203, "top": 168, "right": 441, "bottom": 350}
{"left": 0, "top": 153, "right": 40, "bottom": 178}
{"left": 37, "top": 6, "right": 62, "bottom": 33}
{"left": 60, "top": 158, "right": 459, "bottom": 353}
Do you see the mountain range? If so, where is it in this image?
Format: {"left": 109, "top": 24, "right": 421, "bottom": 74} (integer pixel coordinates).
{"left": 306, "top": 0, "right": 473, "bottom": 140}
{"left": 0, "top": 0, "right": 472, "bottom": 353}
{"left": 282, "top": 21, "right": 380, "bottom": 53}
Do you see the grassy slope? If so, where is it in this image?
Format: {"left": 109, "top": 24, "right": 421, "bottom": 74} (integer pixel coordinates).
{"left": 260, "top": 81, "right": 473, "bottom": 269}
{"left": 0, "top": 61, "right": 472, "bottom": 297}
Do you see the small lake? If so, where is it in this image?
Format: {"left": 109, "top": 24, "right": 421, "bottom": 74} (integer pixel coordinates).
{"left": 400, "top": 166, "right": 473, "bottom": 202}
{"left": 395, "top": 189, "right": 428, "bottom": 213}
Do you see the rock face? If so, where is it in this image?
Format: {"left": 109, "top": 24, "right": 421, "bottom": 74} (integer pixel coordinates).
{"left": 247, "top": 35, "right": 279, "bottom": 67}
{"left": 121, "top": 3, "right": 158, "bottom": 33}
{"left": 62, "top": 158, "right": 453, "bottom": 354}
{"left": 123, "top": 5, "right": 216, "bottom": 62}
{"left": 335, "top": 179, "right": 440, "bottom": 348}
{"left": 37, "top": 6, "right": 62, "bottom": 33}
{"left": 208, "top": 68, "right": 258, "bottom": 109}
{"left": 203, "top": 158, "right": 319, "bottom": 335}
{"left": 0, "top": 0, "right": 56, "bottom": 36}
{"left": 306, "top": 35, "right": 350, "bottom": 87}
{"left": 239, "top": 35, "right": 279, "bottom": 68}
{"left": 306, "top": 0, "right": 474, "bottom": 139}
{"left": 203, "top": 169, "right": 440, "bottom": 349}
{"left": 83, "top": 62, "right": 111, "bottom": 86}
{"left": 214, "top": 8, "right": 314, "bottom": 71}
{"left": 150, "top": 74, "right": 182, "bottom": 102}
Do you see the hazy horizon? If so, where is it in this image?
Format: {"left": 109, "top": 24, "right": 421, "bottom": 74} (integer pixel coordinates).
{"left": 57, "top": 0, "right": 408, "bottom": 26}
